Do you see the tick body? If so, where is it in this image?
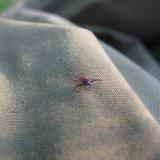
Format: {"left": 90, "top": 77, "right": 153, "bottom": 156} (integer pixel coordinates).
{"left": 75, "top": 73, "right": 102, "bottom": 86}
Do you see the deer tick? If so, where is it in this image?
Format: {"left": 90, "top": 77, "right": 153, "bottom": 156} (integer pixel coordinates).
{"left": 74, "top": 73, "right": 102, "bottom": 86}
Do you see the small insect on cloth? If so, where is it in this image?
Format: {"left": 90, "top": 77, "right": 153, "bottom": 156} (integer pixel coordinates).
{"left": 74, "top": 73, "right": 102, "bottom": 86}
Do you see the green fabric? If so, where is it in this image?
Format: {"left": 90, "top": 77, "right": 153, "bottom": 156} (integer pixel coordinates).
{"left": 0, "top": 0, "right": 160, "bottom": 159}
{"left": 0, "top": 0, "right": 13, "bottom": 12}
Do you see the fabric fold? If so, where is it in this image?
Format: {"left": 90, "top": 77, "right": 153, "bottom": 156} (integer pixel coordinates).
{"left": 0, "top": 18, "right": 160, "bottom": 159}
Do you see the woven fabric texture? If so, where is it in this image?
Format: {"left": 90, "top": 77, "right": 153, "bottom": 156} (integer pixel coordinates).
{"left": 0, "top": 0, "right": 160, "bottom": 159}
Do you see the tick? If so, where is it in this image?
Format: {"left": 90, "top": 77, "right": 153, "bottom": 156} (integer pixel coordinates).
{"left": 74, "top": 73, "right": 102, "bottom": 86}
